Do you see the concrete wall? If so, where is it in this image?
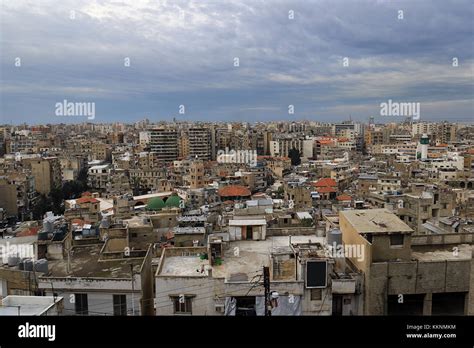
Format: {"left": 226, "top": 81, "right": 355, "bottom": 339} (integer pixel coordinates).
{"left": 150, "top": 213, "right": 178, "bottom": 229}
{"left": 371, "top": 234, "right": 412, "bottom": 262}
{"left": 412, "top": 233, "right": 473, "bottom": 246}
{"left": 175, "top": 234, "right": 206, "bottom": 247}
{"left": 155, "top": 276, "right": 224, "bottom": 315}
{"left": 272, "top": 255, "right": 296, "bottom": 281}
{"left": 367, "top": 263, "right": 388, "bottom": 315}
{"left": 367, "top": 259, "right": 471, "bottom": 315}
{"left": 469, "top": 257, "right": 474, "bottom": 315}
{"left": 301, "top": 286, "right": 332, "bottom": 315}
{"left": 339, "top": 213, "right": 372, "bottom": 273}
{"left": 42, "top": 289, "right": 140, "bottom": 315}
{"left": 139, "top": 247, "right": 154, "bottom": 315}
{"left": 267, "top": 227, "right": 316, "bottom": 236}
{"left": 0, "top": 268, "right": 34, "bottom": 296}
{"left": 0, "top": 183, "right": 17, "bottom": 216}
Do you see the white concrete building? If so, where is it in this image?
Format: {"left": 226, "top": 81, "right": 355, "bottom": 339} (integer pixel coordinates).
{"left": 0, "top": 295, "right": 63, "bottom": 316}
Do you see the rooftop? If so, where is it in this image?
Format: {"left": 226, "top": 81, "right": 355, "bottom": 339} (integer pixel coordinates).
{"left": 216, "top": 236, "right": 323, "bottom": 281}
{"left": 160, "top": 256, "right": 209, "bottom": 277}
{"left": 0, "top": 296, "right": 62, "bottom": 316}
{"left": 156, "top": 236, "right": 324, "bottom": 281}
{"left": 218, "top": 185, "right": 251, "bottom": 197}
{"left": 313, "top": 178, "right": 337, "bottom": 187}
{"left": 340, "top": 209, "right": 413, "bottom": 234}
{"left": 412, "top": 244, "right": 471, "bottom": 262}
{"left": 43, "top": 245, "right": 143, "bottom": 279}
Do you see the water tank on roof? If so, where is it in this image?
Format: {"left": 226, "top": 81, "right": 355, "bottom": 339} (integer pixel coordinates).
{"left": 38, "top": 231, "right": 50, "bottom": 240}
{"left": 43, "top": 220, "right": 54, "bottom": 233}
{"left": 34, "top": 259, "right": 48, "bottom": 273}
{"left": 23, "top": 258, "right": 34, "bottom": 271}
{"left": 7, "top": 255, "right": 20, "bottom": 267}
{"left": 327, "top": 228, "right": 342, "bottom": 247}
{"left": 52, "top": 229, "right": 66, "bottom": 241}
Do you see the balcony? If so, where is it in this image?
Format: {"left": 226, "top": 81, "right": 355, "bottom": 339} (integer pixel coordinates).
{"left": 331, "top": 274, "right": 356, "bottom": 294}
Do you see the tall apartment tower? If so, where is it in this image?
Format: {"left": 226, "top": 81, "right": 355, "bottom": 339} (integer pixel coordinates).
{"left": 150, "top": 127, "right": 178, "bottom": 162}
{"left": 188, "top": 127, "right": 211, "bottom": 160}
{"left": 29, "top": 157, "right": 62, "bottom": 195}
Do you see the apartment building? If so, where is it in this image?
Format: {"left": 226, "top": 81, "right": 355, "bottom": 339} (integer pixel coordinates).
{"left": 87, "top": 164, "right": 111, "bottom": 191}
{"left": 270, "top": 138, "right": 313, "bottom": 159}
{"left": 188, "top": 127, "right": 212, "bottom": 160}
{"left": 150, "top": 127, "right": 178, "bottom": 162}
{"left": 27, "top": 157, "right": 62, "bottom": 195}
{"left": 397, "top": 189, "right": 455, "bottom": 234}
{"left": 340, "top": 209, "right": 473, "bottom": 315}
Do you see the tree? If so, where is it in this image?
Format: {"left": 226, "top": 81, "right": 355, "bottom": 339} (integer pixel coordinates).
{"left": 32, "top": 194, "right": 52, "bottom": 220}
{"left": 265, "top": 174, "right": 275, "bottom": 186}
{"left": 288, "top": 148, "right": 301, "bottom": 166}
{"left": 50, "top": 188, "right": 65, "bottom": 215}
{"left": 276, "top": 186, "right": 284, "bottom": 199}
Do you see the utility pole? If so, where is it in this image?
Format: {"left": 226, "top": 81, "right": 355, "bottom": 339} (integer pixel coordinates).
{"left": 130, "top": 264, "right": 135, "bottom": 316}
{"left": 263, "top": 266, "right": 271, "bottom": 316}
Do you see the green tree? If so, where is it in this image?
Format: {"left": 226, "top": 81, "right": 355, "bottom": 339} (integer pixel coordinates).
{"left": 32, "top": 194, "right": 52, "bottom": 220}
{"left": 50, "top": 187, "right": 65, "bottom": 215}
{"left": 288, "top": 148, "right": 301, "bottom": 166}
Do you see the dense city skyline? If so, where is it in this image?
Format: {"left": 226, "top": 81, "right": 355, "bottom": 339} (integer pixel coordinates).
{"left": 0, "top": 1, "right": 473, "bottom": 343}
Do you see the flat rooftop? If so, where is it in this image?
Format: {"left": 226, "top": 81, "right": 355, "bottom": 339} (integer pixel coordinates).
{"left": 340, "top": 209, "right": 413, "bottom": 234}
{"left": 0, "top": 296, "right": 62, "bottom": 316}
{"left": 412, "top": 244, "right": 472, "bottom": 262}
{"left": 43, "top": 245, "right": 143, "bottom": 278}
{"left": 156, "top": 236, "right": 324, "bottom": 281}
{"left": 160, "top": 256, "right": 209, "bottom": 277}
{"left": 214, "top": 235, "right": 324, "bottom": 281}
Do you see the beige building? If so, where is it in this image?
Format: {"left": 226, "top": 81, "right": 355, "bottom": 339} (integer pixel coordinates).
{"left": 28, "top": 157, "right": 62, "bottom": 195}
{"left": 150, "top": 127, "right": 178, "bottom": 162}
{"left": 340, "top": 209, "right": 473, "bottom": 315}
{"left": 188, "top": 127, "right": 211, "bottom": 160}
{"left": 91, "top": 142, "right": 110, "bottom": 161}
{"left": 284, "top": 182, "right": 313, "bottom": 210}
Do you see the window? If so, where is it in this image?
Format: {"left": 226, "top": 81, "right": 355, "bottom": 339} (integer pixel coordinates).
{"left": 310, "top": 289, "right": 322, "bottom": 301}
{"left": 364, "top": 234, "right": 373, "bottom": 243}
{"left": 113, "top": 295, "right": 127, "bottom": 316}
{"left": 74, "top": 293, "right": 88, "bottom": 315}
{"left": 172, "top": 296, "right": 193, "bottom": 314}
{"left": 390, "top": 234, "right": 404, "bottom": 247}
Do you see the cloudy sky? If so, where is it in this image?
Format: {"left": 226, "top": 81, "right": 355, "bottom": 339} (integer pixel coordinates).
{"left": 0, "top": 0, "right": 473, "bottom": 124}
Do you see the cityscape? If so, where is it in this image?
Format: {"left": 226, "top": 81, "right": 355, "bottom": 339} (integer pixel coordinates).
{"left": 0, "top": 0, "right": 473, "bottom": 346}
